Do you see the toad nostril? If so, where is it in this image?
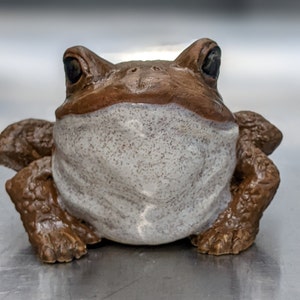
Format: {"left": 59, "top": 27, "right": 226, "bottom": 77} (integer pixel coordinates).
{"left": 152, "top": 66, "right": 161, "bottom": 71}
{"left": 130, "top": 67, "right": 137, "bottom": 73}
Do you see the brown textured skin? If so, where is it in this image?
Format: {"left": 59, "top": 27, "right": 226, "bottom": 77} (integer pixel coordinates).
{"left": 191, "top": 111, "right": 282, "bottom": 254}
{"left": 0, "top": 119, "right": 53, "bottom": 171}
{"left": 5, "top": 156, "right": 100, "bottom": 263}
{"left": 0, "top": 38, "right": 283, "bottom": 262}
{"left": 56, "top": 38, "right": 235, "bottom": 123}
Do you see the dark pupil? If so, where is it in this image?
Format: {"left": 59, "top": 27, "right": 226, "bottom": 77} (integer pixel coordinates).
{"left": 64, "top": 57, "right": 82, "bottom": 84}
{"left": 202, "top": 46, "right": 221, "bottom": 79}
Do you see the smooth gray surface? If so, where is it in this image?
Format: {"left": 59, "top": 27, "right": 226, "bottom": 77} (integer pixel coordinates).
{"left": 0, "top": 8, "right": 300, "bottom": 300}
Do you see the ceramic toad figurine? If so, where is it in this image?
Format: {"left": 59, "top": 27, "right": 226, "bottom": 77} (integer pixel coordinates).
{"left": 0, "top": 38, "right": 282, "bottom": 263}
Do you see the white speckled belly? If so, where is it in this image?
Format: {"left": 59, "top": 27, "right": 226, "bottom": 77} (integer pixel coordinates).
{"left": 52, "top": 103, "right": 238, "bottom": 245}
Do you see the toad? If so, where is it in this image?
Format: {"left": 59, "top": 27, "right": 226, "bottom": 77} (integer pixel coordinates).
{"left": 0, "top": 38, "right": 282, "bottom": 263}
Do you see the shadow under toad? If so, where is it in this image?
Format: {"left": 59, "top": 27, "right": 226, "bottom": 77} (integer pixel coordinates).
{"left": 0, "top": 236, "right": 281, "bottom": 300}
{"left": 18, "top": 239, "right": 281, "bottom": 300}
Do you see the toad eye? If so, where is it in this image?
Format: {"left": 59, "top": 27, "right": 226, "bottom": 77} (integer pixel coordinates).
{"left": 64, "top": 57, "right": 82, "bottom": 84}
{"left": 201, "top": 46, "right": 221, "bottom": 79}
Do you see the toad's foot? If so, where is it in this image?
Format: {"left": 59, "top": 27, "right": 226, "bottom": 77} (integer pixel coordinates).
{"left": 33, "top": 215, "right": 101, "bottom": 263}
{"left": 191, "top": 210, "right": 257, "bottom": 255}
{"left": 31, "top": 220, "right": 88, "bottom": 263}
{"left": 6, "top": 156, "right": 101, "bottom": 263}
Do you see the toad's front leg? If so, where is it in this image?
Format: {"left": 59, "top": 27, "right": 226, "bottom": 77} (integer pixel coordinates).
{"left": 6, "top": 156, "right": 101, "bottom": 263}
{"left": 192, "top": 111, "right": 282, "bottom": 255}
{"left": 192, "top": 142, "right": 280, "bottom": 254}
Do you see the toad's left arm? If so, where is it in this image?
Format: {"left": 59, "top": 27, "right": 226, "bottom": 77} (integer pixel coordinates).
{"left": 192, "top": 111, "right": 283, "bottom": 255}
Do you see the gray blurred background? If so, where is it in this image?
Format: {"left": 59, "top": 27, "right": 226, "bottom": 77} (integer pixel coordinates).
{"left": 0, "top": 1, "right": 300, "bottom": 299}
{"left": 1, "top": 0, "right": 300, "bottom": 11}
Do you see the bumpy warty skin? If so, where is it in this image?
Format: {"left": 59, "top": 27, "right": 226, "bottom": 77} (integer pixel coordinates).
{"left": 0, "top": 38, "right": 283, "bottom": 263}
{"left": 53, "top": 103, "right": 239, "bottom": 245}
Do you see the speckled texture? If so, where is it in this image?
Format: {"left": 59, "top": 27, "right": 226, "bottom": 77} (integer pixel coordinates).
{"left": 53, "top": 103, "right": 239, "bottom": 245}
{"left": 0, "top": 38, "right": 283, "bottom": 263}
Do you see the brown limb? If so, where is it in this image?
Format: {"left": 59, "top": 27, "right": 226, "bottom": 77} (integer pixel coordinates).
{"left": 234, "top": 111, "right": 282, "bottom": 155}
{"left": 0, "top": 119, "right": 54, "bottom": 171}
{"left": 6, "top": 156, "right": 101, "bottom": 263}
{"left": 192, "top": 111, "right": 282, "bottom": 255}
